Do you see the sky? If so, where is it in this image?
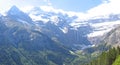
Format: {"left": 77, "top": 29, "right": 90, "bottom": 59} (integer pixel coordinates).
{"left": 0, "top": 0, "right": 120, "bottom": 19}
{"left": 0, "top": 0, "right": 102, "bottom": 12}
{"left": 50, "top": 0, "right": 102, "bottom": 12}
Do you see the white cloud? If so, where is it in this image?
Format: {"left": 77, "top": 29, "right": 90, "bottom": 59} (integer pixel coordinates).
{"left": 87, "top": 0, "right": 120, "bottom": 17}
{"left": 40, "top": 6, "right": 67, "bottom": 14}
{"left": 39, "top": 5, "right": 85, "bottom": 18}
{"left": 29, "top": 14, "right": 49, "bottom": 23}
{"left": 21, "top": 5, "right": 34, "bottom": 13}
{"left": 0, "top": 0, "right": 119, "bottom": 20}
{"left": 20, "top": 0, "right": 120, "bottom": 22}
{"left": 73, "top": 0, "right": 120, "bottom": 20}
{"left": 40, "top": 0, "right": 120, "bottom": 20}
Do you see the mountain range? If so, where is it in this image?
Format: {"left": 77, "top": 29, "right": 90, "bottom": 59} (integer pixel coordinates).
{"left": 0, "top": 6, "right": 120, "bottom": 65}
{"left": 20, "top": 5, "right": 120, "bottom": 49}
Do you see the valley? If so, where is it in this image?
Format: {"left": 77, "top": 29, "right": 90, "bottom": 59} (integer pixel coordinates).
{"left": 0, "top": 4, "right": 120, "bottom": 65}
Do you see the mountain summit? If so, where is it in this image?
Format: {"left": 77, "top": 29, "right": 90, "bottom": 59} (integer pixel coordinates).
{"left": 7, "top": 6, "right": 33, "bottom": 23}
{"left": 0, "top": 6, "right": 76, "bottom": 65}
{"left": 7, "top": 6, "right": 20, "bottom": 15}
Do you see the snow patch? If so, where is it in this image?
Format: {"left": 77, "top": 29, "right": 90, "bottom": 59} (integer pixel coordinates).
{"left": 60, "top": 27, "right": 68, "bottom": 33}
{"left": 50, "top": 16, "right": 59, "bottom": 25}
{"left": 17, "top": 19, "right": 29, "bottom": 25}
{"left": 88, "top": 29, "right": 111, "bottom": 37}
{"left": 29, "top": 14, "right": 49, "bottom": 23}
{"left": 88, "top": 20, "right": 120, "bottom": 37}
{"left": 70, "top": 22, "right": 88, "bottom": 30}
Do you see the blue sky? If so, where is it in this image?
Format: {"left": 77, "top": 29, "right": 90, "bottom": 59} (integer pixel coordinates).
{"left": 0, "top": 0, "right": 102, "bottom": 12}
{"left": 50, "top": 0, "right": 102, "bottom": 12}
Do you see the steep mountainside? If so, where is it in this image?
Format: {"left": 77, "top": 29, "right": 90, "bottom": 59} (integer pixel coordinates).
{"left": 22, "top": 6, "right": 120, "bottom": 49}
{"left": 87, "top": 25, "right": 120, "bottom": 65}
{"left": 103, "top": 26, "right": 120, "bottom": 47}
{"left": 21, "top": 6, "right": 93, "bottom": 50}
{"left": 0, "top": 6, "right": 76, "bottom": 65}
{"left": 0, "top": 5, "right": 120, "bottom": 65}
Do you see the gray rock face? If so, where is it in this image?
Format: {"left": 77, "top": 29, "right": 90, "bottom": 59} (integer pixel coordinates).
{"left": 103, "top": 26, "right": 120, "bottom": 47}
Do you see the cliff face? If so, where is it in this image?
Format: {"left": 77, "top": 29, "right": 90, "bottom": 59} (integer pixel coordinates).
{"left": 103, "top": 26, "right": 120, "bottom": 47}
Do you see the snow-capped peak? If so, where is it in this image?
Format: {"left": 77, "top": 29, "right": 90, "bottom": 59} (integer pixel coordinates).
{"left": 19, "top": 5, "right": 120, "bottom": 38}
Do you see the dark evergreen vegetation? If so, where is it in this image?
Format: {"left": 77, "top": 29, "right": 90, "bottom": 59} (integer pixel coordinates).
{"left": 87, "top": 46, "right": 120, "bottom": 65}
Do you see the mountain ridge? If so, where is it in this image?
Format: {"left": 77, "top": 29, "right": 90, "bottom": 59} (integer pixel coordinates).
{"left": 0, "top": 6, "right": 77, "bottom": 65}
{"left": 0, "top": 5, "right": 120, "bottom": 65}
